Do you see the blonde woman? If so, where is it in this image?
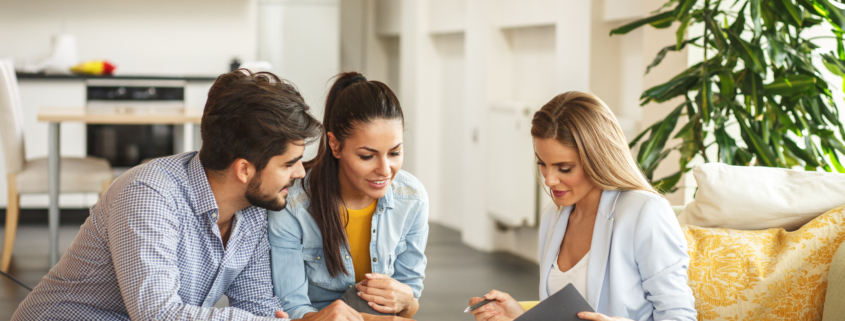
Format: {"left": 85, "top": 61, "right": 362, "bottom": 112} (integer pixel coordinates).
{"left": 469, "top": 92, "right": 696, "bottom": 321}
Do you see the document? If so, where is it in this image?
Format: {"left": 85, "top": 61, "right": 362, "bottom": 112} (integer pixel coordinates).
{"left": 514, "top": 283, "right": 594, "bottom": 321}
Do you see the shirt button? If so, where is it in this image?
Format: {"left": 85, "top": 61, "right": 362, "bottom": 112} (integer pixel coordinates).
{"left": 345, "top": 255, "right": 350, "bottom": 260}
{"left": 372, "top": 229, "right": 376, "bottom": 234}
{"left": 373, "top": 258, "right": 377, "bottom": 262}
{"left": 349, "top": 284, "right": 354, "bottom": 289}
{"left": 212, "top": 212, "right": 218, "bottom": 218}
{"left": 379, "top": 208, "right": 384, "bottom": 212}
{"left": 317, "top": 256, "right": 321, "bottom": 260}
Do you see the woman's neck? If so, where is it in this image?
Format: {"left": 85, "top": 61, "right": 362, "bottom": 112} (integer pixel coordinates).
{"left": 338, "top": 167, "right": 376, "bottom": 210}
{"left": 570, "top": 187, "right": 602, "bottom": 220}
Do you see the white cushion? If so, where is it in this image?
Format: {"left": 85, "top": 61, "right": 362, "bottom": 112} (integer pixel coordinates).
{"left": 16, "top": 157, "right": 113, "bottom": 194}
{"left": 677, "top": 163, "right": 845, "bottom": 230}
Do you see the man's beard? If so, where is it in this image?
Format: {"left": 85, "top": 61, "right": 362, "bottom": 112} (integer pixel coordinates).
{"left": 245, "top": 175, "right": 292, "bottom": 212}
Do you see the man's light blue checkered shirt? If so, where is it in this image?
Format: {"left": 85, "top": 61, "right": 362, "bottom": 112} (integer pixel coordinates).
{"left": 13, "top": 152, "right": 287, "bottom": 321}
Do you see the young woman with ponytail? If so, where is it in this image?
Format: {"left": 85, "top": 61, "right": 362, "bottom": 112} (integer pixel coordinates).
{"left": 268, "top": 72, "right": 428, "bottom": 321}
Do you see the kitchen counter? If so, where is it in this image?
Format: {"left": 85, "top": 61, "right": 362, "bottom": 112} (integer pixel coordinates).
{"left": 16, "top": 73, "right": 218, "bottom": 82}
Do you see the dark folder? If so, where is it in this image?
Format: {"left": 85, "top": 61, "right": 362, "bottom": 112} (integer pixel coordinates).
{"left": 514, "top": 283, "right": 595, "bottom": 321}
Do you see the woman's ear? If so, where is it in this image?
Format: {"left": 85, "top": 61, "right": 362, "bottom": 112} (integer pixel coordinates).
{"left": 327, "top": 132, "right": 341, "bottom": 159}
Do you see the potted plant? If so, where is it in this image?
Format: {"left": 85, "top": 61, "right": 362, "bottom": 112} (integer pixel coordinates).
{"left": 611, "top": 0, "right": 845, "bottom": 193}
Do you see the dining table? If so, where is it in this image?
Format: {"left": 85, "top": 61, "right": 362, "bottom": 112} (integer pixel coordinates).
{"left": 37, "top": 108, "right": 202, "bottom": 267}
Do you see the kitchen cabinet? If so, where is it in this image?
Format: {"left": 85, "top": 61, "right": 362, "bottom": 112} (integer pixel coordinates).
{"left": 0, "top": 75, "right": 214, "bottom": 208}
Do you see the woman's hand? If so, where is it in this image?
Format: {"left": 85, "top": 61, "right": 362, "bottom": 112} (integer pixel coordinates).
{"left": 577, "top": 312, "right": 633, "bottom": 321}
{"left": 468, "top": 290, "right": 525, "bottom": 321}
{"left": 357, "top": 273, "right": 416, "bottom": 315}
{"left": 360, "top": 313, "right": 415, "bottom": 321}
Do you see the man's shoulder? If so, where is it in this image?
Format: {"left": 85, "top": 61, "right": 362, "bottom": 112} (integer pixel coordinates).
{"left": 107, "top": 152, "right": 197, "bottom": 199}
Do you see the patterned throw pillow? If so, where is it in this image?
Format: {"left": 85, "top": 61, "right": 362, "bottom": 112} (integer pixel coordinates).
{"left": 683, "top": 205, "right": 845, "bottom": 321}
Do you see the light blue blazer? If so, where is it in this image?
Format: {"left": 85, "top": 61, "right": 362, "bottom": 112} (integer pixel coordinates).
{"left": 538, "top": 189, "right": 696, "bottom": 321}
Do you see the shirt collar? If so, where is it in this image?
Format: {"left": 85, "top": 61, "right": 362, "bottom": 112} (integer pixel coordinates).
{"left": 597, "top": 189, "right": 621, "bottom": 220}
{"left": 187, "top": 153, "right": 220, "bottom": 216}
{"left": 376, "top": 181, "right": 396, "bottom": 212}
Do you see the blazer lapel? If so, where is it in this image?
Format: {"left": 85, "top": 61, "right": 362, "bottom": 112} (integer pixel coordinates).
{"left": 585, "top": 190, "right": 620, "bottom": 309}
{"left": 539, "top": 205, "right": 572, "bottom": 299}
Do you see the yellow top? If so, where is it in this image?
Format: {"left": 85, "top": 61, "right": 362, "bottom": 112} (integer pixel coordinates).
{"left": 344, "top": 200, "right": 377, "bottom": 283}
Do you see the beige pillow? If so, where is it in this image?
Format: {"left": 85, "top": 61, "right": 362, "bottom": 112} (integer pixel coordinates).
{"left": 678, "top": 163, "right": 845, "bottom": 230}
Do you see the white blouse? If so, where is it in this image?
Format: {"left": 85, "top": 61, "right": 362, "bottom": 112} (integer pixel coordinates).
{"left": 547, "top": 251, "right": 590, "bottom": 299}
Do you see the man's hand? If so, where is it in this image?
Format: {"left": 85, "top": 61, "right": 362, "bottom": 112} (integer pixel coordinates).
{"left": 276, "top": 311, "right": 289, "bottom": 318}
{"left": 468, "top": 290, "right": 525, "bottom": 321}
{"left": 356, "top": 273, "right": 415, "bottom": 315}
{"left": 299, "top": 300, "right": 364, "bottom": 321}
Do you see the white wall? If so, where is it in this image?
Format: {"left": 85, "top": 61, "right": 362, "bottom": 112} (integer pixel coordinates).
{"left": 258, "top": 0, "right": 340, "bottom": 120}
{"left": 0, "top": 0, "right": 258, "bottom": 76}
{"left": 340, "top": 0, "right": 690, "bottom": 262}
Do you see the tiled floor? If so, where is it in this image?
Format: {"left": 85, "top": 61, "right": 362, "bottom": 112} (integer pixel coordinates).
{"left": 0, "top": 222, "right": 539, "bottom": 320}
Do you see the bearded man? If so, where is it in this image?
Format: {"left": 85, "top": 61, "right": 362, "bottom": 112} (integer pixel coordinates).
{"left": 12, "top": 70, "right": 357, "bottom": 321}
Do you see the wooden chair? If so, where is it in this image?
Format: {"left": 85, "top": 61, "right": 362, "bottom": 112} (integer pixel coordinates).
{"left": 0, "top": 60, "right": 113, "bottom": 272}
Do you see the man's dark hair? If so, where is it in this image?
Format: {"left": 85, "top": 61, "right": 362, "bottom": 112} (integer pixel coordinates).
{"left": 199, "top": 69, "right": 321, "bottom": 172}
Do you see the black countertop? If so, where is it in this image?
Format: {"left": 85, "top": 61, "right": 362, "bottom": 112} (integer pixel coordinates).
{"left": 16, "top": 72, "right": 218, "bottom": 82}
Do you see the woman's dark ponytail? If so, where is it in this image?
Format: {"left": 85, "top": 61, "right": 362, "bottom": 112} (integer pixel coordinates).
{"left": 304, "top": 72, "right": 403, "bottom": 277}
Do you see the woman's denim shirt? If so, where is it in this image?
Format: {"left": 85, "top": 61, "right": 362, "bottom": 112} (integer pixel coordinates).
{"left": 268, "top": 170, "right": 429, "bottom": 319}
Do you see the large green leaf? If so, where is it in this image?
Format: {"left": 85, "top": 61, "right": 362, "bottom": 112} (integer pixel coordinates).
{"left": 637, "top": 102, "right": 685, "bottom": 171}
{"left": 779, "top": 0, "right": 804, "bottom": 26}
{"left": 818, "top": 0, "right": 845, "bottom": 30}
{"left": 731, "top": 3, "right": 748, "bottom": 36}
{"left": 715, "top": 125, "right": 738, "bottom": 164}
{"left": 611, "top": 11, "right": 675, "bottom": 35}
{"left": 782, "top": 135, "right": 822, "bottom": 167}
{"left": 647, "top": 37, "right": 702, "bottom": 74}
{"left": 726, "top": 29, "right": 768, "bottom": 73}
{"left": 704, "top": 13, "right": 729, "bottom": 51}
{"left": 699, "top": 76, "right": 713, "bottom": 124}
{"left": 763, "top": 74, "right": 817, "bottom": 96}
{"left": 653, "top": 170, "right": 683, "bottom": 194}
{"left": 750, "top": 0, "right": 762, "bottom": 35}
{"left": 821, "top": 53, "right": 845, "bottom": 76}
{"left": 640, "top": 74, "right": 700, "bottom": 104}
{"left": 765, "top": 31, "right": 787, "bottom": 66}
{"left": 674, "top": 0, "right": 697, "bottom": 20}
{"left": 731, "top": 104, "right": 779, "bottom": 166}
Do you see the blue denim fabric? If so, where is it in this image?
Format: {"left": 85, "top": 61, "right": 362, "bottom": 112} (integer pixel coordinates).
{"left": 268, "top": 170, "right": 429, "bottom": 320}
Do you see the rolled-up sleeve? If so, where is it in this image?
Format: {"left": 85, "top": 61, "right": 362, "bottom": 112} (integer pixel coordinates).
{"left": 268, "top": 209, "right": 319, "bottom": 320}
{"left": 107, "top": 182, "right": 282, "bottom": 321}
{"left": 633, "top": 198, "right": 697, "bottom": 321}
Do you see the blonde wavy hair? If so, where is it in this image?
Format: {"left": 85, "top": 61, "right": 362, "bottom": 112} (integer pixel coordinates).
{"left": 531, "top": 91, "right": 657, "bottom": 195}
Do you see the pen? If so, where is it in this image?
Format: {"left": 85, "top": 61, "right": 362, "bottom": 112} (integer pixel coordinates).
{"left": 463, "top": 299, "right": 494, "bottom": 313}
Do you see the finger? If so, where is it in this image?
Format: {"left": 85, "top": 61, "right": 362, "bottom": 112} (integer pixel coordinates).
{"left": 360, "top": 278, "right": 392, "bottom": 290}
{"left": 343, "top": 303, "right": 364, "bottom": 321}
{"left": 470, "top": 302, "right": 498, "bottom": 316}
{"left": 577, "top": 312, "right": 608, "bottom": 321}
{"left": 357, "top": 283, "right": 393, "bottom": 299}
{"left": 368, "top": 301, "right": 397, "bottom": 314}
{"left": 275, "top": 310, "right": 289, "bottom": 319}
{"left": 358, "top": 291, "right": 390, "bottom": 306}
{"left": 483, "top": 290, "right": 511, "bottom": 303}
{"left": 474, "top": 310, "right": 502, "bottom": 320}
{"left": 364, "top": 272, "right": 390, "bottom": 280}
{"left": 332, "top": 300, "right": 362, "bottom": 321}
